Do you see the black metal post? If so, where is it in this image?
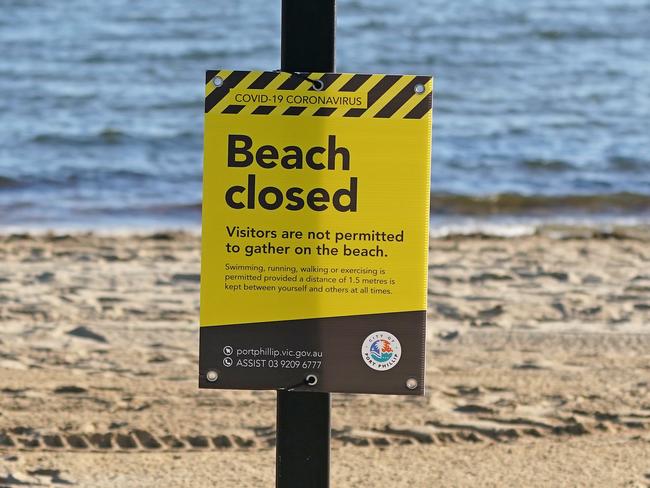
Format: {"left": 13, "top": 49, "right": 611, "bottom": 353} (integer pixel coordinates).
{"left": 281, "top": 0, "right": 336, "bottom": 73}
{"left": 276, "top": 1, "right": 335, "bottom": 487}
{"left": 276, "top": 391, "right": 331, "bottom": 487}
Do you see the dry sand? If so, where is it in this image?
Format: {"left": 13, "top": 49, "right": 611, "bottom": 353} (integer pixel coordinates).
{"left": 1, "top": 229, "right": 650, "bottom": 487}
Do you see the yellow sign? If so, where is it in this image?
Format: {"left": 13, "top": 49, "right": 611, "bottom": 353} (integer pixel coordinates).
{"left": 201, "top": 70, "right": 433, "bottom": 328}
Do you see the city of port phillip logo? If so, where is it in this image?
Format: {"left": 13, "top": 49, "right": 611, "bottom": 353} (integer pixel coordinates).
{"left": 361, "top": 331, "right": 401, "bottom": 371}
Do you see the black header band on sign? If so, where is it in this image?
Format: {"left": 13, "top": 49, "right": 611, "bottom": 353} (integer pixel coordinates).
{"left": 205, "top": 71, "right": 433, "bottom": 120}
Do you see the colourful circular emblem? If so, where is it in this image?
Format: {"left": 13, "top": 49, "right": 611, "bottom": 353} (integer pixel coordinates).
{"left": 361, "top": 331, "right": 401, "bottom": 371}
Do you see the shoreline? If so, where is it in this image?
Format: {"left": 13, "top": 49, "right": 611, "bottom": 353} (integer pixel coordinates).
{"left": 0, "top": 220, "right": 649, "bottom": 240}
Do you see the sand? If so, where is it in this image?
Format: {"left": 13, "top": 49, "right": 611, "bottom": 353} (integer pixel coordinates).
{"left": 1, "top": 229, "right": 650, "bottom": 487}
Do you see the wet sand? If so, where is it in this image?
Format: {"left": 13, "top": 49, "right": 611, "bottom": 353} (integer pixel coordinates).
{"left": 1, "top": 229, "right": 650, "bottom": 487}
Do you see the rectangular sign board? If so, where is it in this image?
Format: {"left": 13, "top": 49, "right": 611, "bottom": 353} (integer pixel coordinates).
{"left": 200, "top": 70, "right": 433, "bottom": 395}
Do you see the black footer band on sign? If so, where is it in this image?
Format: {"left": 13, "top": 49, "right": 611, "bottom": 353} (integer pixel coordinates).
{"left": 199, "top": 310, "right": 426, "bottom": 395}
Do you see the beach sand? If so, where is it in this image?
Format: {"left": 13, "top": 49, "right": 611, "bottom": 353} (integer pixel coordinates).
{"left": 1, "top": 230, "right": 650, "bottom": 487}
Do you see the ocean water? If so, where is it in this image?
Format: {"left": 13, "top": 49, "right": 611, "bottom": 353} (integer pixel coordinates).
{"left": 0, "top": 0, "right": 649, "bottom": 230}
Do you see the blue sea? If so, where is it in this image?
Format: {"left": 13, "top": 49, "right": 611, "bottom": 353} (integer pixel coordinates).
{"left": 1, "top": 0, "right": 649, "bottom": 231}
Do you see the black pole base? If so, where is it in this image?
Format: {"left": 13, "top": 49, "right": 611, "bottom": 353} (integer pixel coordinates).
{"left": 276, "top": 391, "right": 331, "bottom": 488}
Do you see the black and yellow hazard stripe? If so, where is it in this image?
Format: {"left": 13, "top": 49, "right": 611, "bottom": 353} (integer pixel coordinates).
{"left": 205, "top": 70, "right": 433, "bottom": 119}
